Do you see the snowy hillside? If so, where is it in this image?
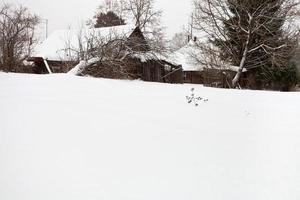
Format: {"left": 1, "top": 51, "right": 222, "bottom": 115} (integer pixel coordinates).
{"left": 0, "top": 73, "right": 300, "bottom": 200}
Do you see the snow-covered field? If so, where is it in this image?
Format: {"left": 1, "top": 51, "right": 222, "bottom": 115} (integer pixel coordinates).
{"left": 0, "top": 72, "right": 300, "bottom": 200}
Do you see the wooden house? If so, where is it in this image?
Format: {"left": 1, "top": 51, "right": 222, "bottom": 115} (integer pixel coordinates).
{"left": 27, "top": 25, "right": 183, "bottom": 84}
{"left": 171, "top": 41, "right": 204, "bottom": 84}
{"left": 128, "top": 53, "right": 183, "bottom": 83}
{"left": 27, "top": 25, "right": 135, "bottom": 74}
{"left": 77, "top": 26, "right": 183, "bottom": 83}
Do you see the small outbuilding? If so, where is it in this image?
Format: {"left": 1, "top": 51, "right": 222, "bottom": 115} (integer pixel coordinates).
{"left": 50, "top": 25, "right": 184, "bottom": 84}
{"left": 171, "top": 41, "right": 204, "bottom": 84}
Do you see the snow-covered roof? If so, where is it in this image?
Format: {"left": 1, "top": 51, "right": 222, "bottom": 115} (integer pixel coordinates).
{"left": 32, "top": 24, "right": 135, "bottom": 61}
{"left": 171, "top": 41, "right": 203, "bottom": 71}
{"left": 171, "top": 40, "right": 247, "bottom": 73}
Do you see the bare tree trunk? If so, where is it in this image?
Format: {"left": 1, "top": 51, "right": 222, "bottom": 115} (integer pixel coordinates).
{"left": 232, "top": 32, "right": 250, "bottom": 88}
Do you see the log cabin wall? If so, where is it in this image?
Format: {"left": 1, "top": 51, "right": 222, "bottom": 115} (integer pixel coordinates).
{"left": 141, "top": 60, "right": 183, "bottom": 83}
{"left": 184, "top": 71, "right": 204, "bottom": 84}
{"left": 169, "top": 67, "right": 183, "bottom": 83}
{"left": 202, "top": 68, "right": 251, "bottom": 88}
{"left": 142, "top": 61, "right": 162, "bottom": 82}
{"left": 47, "top": 61, "right": 78, "bottom": 73}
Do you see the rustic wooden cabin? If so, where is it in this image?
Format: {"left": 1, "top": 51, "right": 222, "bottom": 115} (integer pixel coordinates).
{"left": 79, "top": 26, "right": 183, "bottom": 84}
{"left": 131, "top": 56, "right": 183, "bottom": 83}
{"left": 27, "top": 25, "right": 134, "bottom": 74}
{"left": 124, "top": 27, "right": 183, "bottom": 83}
{"left": 171, "top": 40, "right": 254, "bottom": 87}
{"left": 183, "top": 71, "right": 204, "bottom": 84}
{"left": 82, "top": 57, "right": 183, "bottom": 83}
{"left": 28, "top": 25, "right": 183, "bottom": 84}
{"left": 171, "top": 41, "right": 204, "bottom": 84}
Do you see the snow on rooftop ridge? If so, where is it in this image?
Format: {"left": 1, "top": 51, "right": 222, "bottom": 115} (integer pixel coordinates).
{"left": 170, "top": 27, "right": 252, "bottom": 72}
{"left": 33, "top": 24, "right": 135, "bottom": 61}
{"left": 171, "top": 40, "right": 204, "bottom": 71}
{"left": 171, "top": 40, "right": 247, "bottom": 73}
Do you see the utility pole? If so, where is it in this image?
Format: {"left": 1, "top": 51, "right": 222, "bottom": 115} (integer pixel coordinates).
{"left": 45, "top": 19, "right": 48, "bottom": 39}
{"left": 41, "top": 18, "right": 49, "bottom": 39}
{"left": 190, "top": 13, "right": 194, "bottom": 39}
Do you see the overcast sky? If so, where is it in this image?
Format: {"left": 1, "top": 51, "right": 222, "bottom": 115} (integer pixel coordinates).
{"left": 6, "top": 0, "right": 192, "bottom": 39}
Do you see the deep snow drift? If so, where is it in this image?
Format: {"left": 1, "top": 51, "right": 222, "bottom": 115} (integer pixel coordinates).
{"left": 0, "top": 73, "right": 300, "bottom": 200}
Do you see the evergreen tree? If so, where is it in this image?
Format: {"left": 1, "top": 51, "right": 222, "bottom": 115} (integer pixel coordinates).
{"left": 193, "top": 0, "right": 299, "bottom": 89}
{"left": 94, "top": 11, "right": 125, "bottom": 28}
{"left": 218, "top": 0, "right": 298, "bottom": 88}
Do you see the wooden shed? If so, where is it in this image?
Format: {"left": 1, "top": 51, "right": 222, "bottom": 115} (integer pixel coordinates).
{"left": 27, "top": 57, "right": 76, "bottom": 74}
{"left": 71, "top": 25, "right": 183, "bottom": 84}
{"left": 139, "top": 59, "right": 182, "bottom": 83}
{"left": 81, "top": 56, "right": 183, "bottom": 84}
{"left": 171, "top": 41, "right": 204, "bottom": 84}
{"left": 183, "top": 71, "right": 204, "bottom": 84}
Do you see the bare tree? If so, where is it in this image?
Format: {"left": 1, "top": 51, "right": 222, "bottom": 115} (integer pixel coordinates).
{"left": 122, "top": 0, "right": 167, "bottom": 53}
{"left": 63, "top": 26, "right": 128, "bottom": 62}
{"left": 122, "top": 0, "right": 161, "bottom": 29}
{"left": 66, "top": 25, "right": 164, "bottom": 79}
{"left": 170, "top": 31, "right": 190, "bottom": 51}
{"left": 193, "top": 0, "right": 300, "bottom": 88}
{"left": 87, "top": 0, "right": 166, "bottom": 53}
{"left": 0, "top": 3, "right": 39, "bottom": 72}
{"left": 62, "top": 24, "right": 93, "bottom": 62}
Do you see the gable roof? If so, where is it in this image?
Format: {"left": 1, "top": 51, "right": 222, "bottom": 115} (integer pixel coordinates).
{"left": 171, "top": 41, "right": 203, "bottom": 71}
{"left": 127, "top": 27, "right": 150, "bottom": 52}
{"left": 31, "top": 24, "right": 135, "bottom": 61}
{"left": 171, "top": 40, "right": 246, "bottom": 72}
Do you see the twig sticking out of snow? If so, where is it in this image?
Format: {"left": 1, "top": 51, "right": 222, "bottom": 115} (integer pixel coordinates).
{"left": 186, "top": 88, "right": 208, "bottom": 106}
